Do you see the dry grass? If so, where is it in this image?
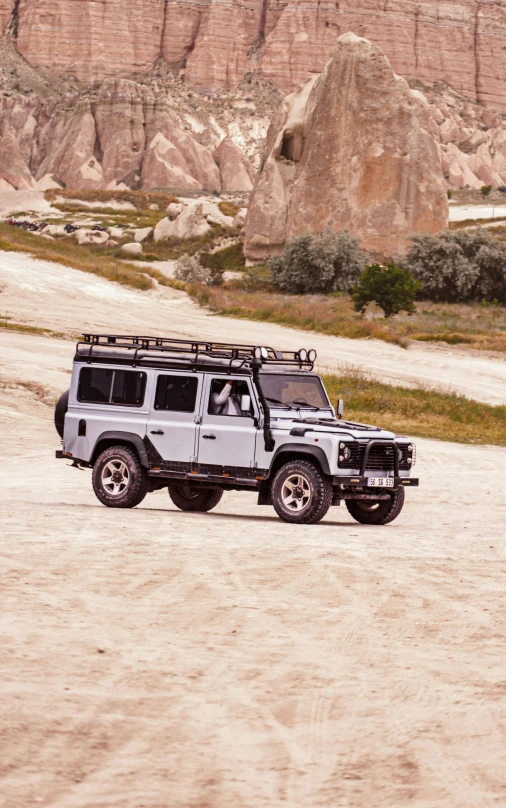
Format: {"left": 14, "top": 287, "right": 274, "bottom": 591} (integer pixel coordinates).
{"left": 188, "top": 284, "right": 506, "bottom": 351}
{"left": 323, "top": 370, "right": 506, "bottom": 446}
{"left": 44, "top": 188, "right": 177, "bottom": 211}
{"left": 0, "top": 223, "right": 173, "bottom": 291}
{"left": 218, "top": 201, "right": 241, "bottom": 218}
{"left": 0, "top": 317, "right": 67, "bottom": 339}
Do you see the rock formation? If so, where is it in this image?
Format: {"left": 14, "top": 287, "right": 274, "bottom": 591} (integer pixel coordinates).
{"left": 245, "top": 34, "right": 448, "bottom": 261}
{"left": 0, "top": 77, "right": 258, "bottom": 191}
{"left": 1, "top": 0, "right": 505, "bottom": 107}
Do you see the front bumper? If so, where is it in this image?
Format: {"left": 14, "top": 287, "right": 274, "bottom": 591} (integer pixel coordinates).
{"left": 333, "top": 475, "right": 419, "bottom": 489}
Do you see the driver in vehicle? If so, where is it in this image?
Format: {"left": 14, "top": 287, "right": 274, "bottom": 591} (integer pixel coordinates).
{"left": 210, "top": 380, "right": 244, "bottom": 416}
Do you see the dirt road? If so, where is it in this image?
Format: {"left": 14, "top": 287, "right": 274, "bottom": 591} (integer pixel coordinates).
{"left": 1, "top": 249, "right": 506, "bottom": 405}
{"left": 2, "top": 248, "right": 506, "bottom": 806}
{"left": 1, "top": 361, "right": 506, "bottom": 808}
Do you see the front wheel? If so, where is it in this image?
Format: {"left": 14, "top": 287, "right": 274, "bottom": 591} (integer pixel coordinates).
{"left": 168, "top": 484, "right": 223, "bottom": 513}
{"left": 92, "top": 445, "right": 149, "bottom": 508}
{"left": 271, "top": 459, "right": 333, "bottom": 524}
{"left": 346, "top": 487, "right": 405, "bottom": 525}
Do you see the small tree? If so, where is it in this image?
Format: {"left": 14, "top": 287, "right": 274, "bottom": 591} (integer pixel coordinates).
{"left": 481, "top": 185, "right": 492, "bottom": 197}
{"left": 173, "top": 253, "right": 224, "bottom": 286}
{"left": 268, "top": 230, "right": 368, "bottom": 294}
{"left": 353, "top": 263, "right": 420, "bottom": 318}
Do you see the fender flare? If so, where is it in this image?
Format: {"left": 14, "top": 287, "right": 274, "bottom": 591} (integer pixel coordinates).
{"left": 91, "top": 431, "right": 149, "bottom": 467}
{"left": 267, "top": 443, "right": 331, "bottom": 477}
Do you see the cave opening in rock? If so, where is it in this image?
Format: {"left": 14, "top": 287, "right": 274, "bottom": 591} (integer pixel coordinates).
{"left": 281, "top": 131, "right": 305, "bottom": 162}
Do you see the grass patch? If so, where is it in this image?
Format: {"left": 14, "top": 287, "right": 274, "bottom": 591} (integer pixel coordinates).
{"left": 200, "top": 242, "right": 245, "bottom": 273}
{"left": 0, "top": 223, "right": 174, "bottom": 291}
{"left": 218, "top": 200, "right": 240, "bottom": 218}
{"left": 44, "top": 188, "right": 177, "bottom": 211}
{"left": 0, "top": 317, "right": 67, "bottom": 339}
{"left": 323, "top": 370, "right": 506, "bottom": 446}
{"left": 185, "top": 284, "right": 506, "bottom": 352}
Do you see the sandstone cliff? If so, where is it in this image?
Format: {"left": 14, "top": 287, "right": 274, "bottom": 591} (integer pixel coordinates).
{"left": 2, "top": 0, "right": 506, "bottom": 108}
{"left": 245, "top": 34, "right": 448, "bottom": 260}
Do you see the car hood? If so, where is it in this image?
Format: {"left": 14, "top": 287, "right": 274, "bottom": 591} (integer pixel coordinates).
{"left": 271, "top": 415, "right": 397, "bottom": 441}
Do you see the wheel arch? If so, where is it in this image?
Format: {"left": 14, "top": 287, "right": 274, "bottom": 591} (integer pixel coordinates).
{"left": 267, "top": 443, "right": 331, "bottom": 479}
{"left": 91, "top": 432, "right": 149, "bottom": 467}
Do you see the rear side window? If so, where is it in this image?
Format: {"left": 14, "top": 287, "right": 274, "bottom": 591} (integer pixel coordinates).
{"left": 78, "top": 368, "right": 146, "bottom": 406}
{"left": 155, "top": 375, "right": 198, "bottom": 412}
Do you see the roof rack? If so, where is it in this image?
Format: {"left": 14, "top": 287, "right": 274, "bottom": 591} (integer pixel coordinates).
{"left": 79, "top": 333, "right": 317, "bottom": 370}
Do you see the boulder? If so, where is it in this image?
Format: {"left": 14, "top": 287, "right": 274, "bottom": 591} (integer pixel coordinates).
{"left": 154, "top": 203, "right": 212, "bottom": 241}
{"left": 76, "top": 229, "right": 109, "bottom": 245}
{"left": 41, "top": 224, "right": 68, "bottom": 236}
{"left": 167, "top": 202, "right": 184, "bottom": 217}
{"left": 121, "top": 242, "right": 143, "bottom": 255}
{"left": 233, "top": 207, "right": 247, "bottom": 227}
{"left": 134, "top": 227, "right": 153, "bottom": 242}
{"left": 213, "top": 138, "right": 255, "bottom": 192}
{"left": 245, "top": 34, "right": 448, "bottom": 262}
{"left": 108, "top": 226, "right": 125, "bottom": 239}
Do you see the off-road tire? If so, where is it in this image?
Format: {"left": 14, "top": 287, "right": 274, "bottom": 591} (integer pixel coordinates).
{"left": 54, "top": 389, "right": 69, "bottom": 438}
{"left": 346, "top": 486, "right": 405, "bottom": 525}
{"left": 271, "top": 459, "right": 333, "bottom": 525}
{"left": 92, "top": 445, "right": 149, "bottom": 509}
{"left": 168, "top": 485, "right": 223, "bottom": 513}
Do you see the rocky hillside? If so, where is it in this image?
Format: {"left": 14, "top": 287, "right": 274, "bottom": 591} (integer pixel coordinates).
{"left": 2, "top": 1, "right": 506, "bottom": 192}
{"left": 1, "top": 0, "right": 506, "bottom": 107}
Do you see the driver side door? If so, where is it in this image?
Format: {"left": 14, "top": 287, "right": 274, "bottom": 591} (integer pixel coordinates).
{"left": 197, "top": 376, "right": 259, "bottom": 472}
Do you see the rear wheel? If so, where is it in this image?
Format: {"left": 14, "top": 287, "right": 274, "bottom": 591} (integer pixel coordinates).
{"left": 54, "top": 390, "right": 69, "bottom": 438}
{"left": 271, "top": 460, "right": 332, "bottom": 525}
{"left": 168, "top": 484, "right": 223, "bottom": 513}
{"left": 346, "top": 487, "right": 405, "bottom": 525}
{"left": 92, "top": 445, "right": 149, "bottom": 508}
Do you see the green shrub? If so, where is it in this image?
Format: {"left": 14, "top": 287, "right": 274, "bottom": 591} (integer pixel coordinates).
{"left": 447, "top": 189, "right": 453, "bottom": 199}
{"left": 173, "top": 253, "right": 224, "bottom": 286}
{"left": 481, "top": 185, "right": 493, "bottom": 197}
{"left": 406, "top": 229, "right": 506, "bottom": 303}
{"left": 268, "top": 230, "right": 368, "bottom": 294}
{"left": 200, "top": 242, "right": 245, "bottom": 272}
{"left": 353, "top": 263, "right": 419, "bottom": 318}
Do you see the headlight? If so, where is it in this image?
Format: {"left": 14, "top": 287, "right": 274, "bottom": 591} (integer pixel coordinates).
{"left": 339, "top": 442, "right": 352, "bottom": 463}
{"left": 409, "top": 443, "right": 416, "bottom": 467}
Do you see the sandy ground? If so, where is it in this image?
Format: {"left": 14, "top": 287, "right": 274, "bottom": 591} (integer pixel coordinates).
{"left": 449, "top": 203, "right": 506, "bottom": 222}
{"left": 1, "top": 345, "right": 506, "bottom": 807}
{"left": 2, "top": 249, "right": 506, "bottom": 405}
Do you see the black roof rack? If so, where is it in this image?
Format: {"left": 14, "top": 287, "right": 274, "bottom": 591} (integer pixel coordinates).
{"left": 78, "top": 333, "right": 317, "bottom": 370}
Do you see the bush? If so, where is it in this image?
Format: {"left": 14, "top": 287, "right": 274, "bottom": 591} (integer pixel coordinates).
{"left": 353, "top": 263, "right": 420, "bottom": 318}
{"left": 267, "top": 230, "right": 368, "bottom": 294}
{"left": 406, "top": 229, "right": 506, "bottom": 303}
{"left": 173, "top": 254, "right": 224, "bottom": 286}
{"left": 481, "top": 185, "right": 493, "bottom": 197}
{"left": 200, "top": 242, "right": 245, "bottom": 272}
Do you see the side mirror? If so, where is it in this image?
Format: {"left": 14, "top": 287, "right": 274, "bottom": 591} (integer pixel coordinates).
{"left": 337, "top": 398, "right": 344, "bottom": 419}
{"left": 241, "top": 394, "right": 252, "bottom": 414}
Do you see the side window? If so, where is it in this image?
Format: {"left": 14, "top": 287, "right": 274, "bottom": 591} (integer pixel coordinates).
{"left": 155, "top": 375, "right": 198, "bottom": 412}
{"left": 208, "top": 378, "right": 252, "bottom": 417}
{"left": 78, "top": 368, "right": 146, "bottom": 406}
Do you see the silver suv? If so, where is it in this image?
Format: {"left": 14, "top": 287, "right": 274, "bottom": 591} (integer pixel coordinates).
{"left": 54, "top": 334, "right": 418, "bottom": 525}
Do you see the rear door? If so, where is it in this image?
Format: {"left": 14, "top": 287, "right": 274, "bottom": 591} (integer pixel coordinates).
{"left": 147, "top": 372, "right": 203, "bottom": 463}
{"left": 197, "top": 375, "right": 259, "bottom": 471}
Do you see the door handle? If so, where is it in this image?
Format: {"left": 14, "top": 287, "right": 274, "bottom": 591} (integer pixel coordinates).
{"left": 202, "top": 434, "right": 216, "bottom": 440}
{"left": 150, "top": 430, "right": 164, "bottom": 435}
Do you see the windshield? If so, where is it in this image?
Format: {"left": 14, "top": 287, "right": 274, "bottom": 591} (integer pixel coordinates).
{"left": 260, "top": 374, "right": 330, "bottom": 410}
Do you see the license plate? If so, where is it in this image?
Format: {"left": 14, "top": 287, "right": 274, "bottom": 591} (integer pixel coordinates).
{"left": 367, "top": 477, "right": 394, "bottom": 487}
